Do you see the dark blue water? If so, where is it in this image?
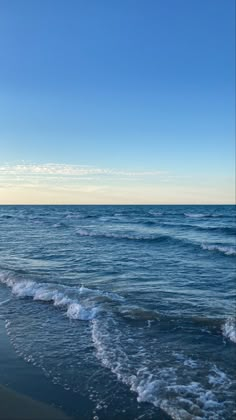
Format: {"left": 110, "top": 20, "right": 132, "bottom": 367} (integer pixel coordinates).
{"left": 0, "top": 205, "right": 235, "bottom": 419}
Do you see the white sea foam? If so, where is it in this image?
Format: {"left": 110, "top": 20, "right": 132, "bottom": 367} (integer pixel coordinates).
{"left": 148, "top": 211, "right": 163, "bottom": 216}
{"left": 76, "top": 228, "right": 168, "bottom": 242}
{"left": 76, "top": 229, "right": 139, "bottom": 240}
{"left": 65, "top": 212, "right": 82, "bottom": 219}
{"left": 184, "top": 213, "right": 206, "bottom": 218}
{"left": 67, "top": 302, "right": 99, "bottom": 320}
{"left": 222, "top": 317, "right": 236, "bottom": 343}
{"left": 201, "top": 243, "right": 236, "bottom": 256}
{"left": 173, "top": 352, "right": 198, "bottom": 368}
{"left": 165, "top": 383, "right": 224, "bottom": 417}
{"left": 208, "top": 366, "right": 231, "bottom": 387}
{"left": 91, "top": 318, "right": 229, "bottom": 420}
{"left": 52, "top": 222, "right": 67, "bottom": 228}
{"left": 0, "top": 272, "right": 122, "bottom": 321}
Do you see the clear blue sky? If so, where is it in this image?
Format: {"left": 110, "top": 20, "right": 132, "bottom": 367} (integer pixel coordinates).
{"left": 0, "top": 0, "right": 235, "bottom": 203}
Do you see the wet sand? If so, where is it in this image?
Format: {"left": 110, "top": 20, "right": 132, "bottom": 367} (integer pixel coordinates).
{"left": 0, "top": 317, "right": 72, "bottom": 419}
{"left": 0, "top": 384, "right": 70, "bottom": 419}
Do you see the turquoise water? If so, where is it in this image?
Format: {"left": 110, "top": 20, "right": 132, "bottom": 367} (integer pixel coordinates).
{"left": 0, "top": 205, "right": 235, "bottom": 419}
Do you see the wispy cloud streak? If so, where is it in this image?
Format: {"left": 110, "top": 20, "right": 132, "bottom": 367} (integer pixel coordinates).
{"left": 0, "top": 162, "right": 233, "bottom": 204}
{"left": 0, "top": 163, "right": 167, "bottom": 178}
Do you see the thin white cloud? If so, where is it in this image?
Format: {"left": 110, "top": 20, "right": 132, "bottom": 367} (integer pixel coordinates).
{"left": 0, "top": 162, "right": 234, "bottom": 204}
{"left": 0, "top": 163, "right": 167, "bottom": 178}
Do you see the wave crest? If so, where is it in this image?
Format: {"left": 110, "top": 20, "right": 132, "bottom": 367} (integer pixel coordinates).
{"left": 0, "top": 273, "right": 123, "bottom": 321}
{"left": 76, "top": 229, "right": 171, "bottom": 243}
{"left": 184, "top": 212, "right": 207, "bottom": 218}
{"left": 222, "top": 317, "right": 236, "bottom": 343}
{"left": 201, "top": 244, "right": 236, "bottom": 256}
{"left": 66, "top": 302, "right": 99, "bottom": 320}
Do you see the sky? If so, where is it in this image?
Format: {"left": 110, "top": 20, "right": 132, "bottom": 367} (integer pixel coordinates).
{"left": 0, "top": 0, "right": 235, "bottom": 204}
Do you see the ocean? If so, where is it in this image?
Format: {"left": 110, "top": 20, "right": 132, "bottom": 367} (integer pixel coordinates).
{"left": 0, "top": 205, "right": 235, "bottom": 419}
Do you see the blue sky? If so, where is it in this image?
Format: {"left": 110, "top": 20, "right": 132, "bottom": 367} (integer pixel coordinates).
{"left": 0, "top": 0, "right": 235, "bottom": 203}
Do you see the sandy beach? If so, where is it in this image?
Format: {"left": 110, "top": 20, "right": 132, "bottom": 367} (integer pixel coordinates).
{"left": 0, "top": 317, "right": 72, "bottom": 420}
{"left": 0, "top": 385, "right": 70, "bottom": 420}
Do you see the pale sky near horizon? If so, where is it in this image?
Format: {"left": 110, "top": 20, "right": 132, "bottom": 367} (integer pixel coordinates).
{"left": 0, "top": 0, "right": 235, "bottom": 204}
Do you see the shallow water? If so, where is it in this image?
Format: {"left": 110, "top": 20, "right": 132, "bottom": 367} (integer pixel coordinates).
{"left": 0, "top": 205, "right": 235, "bottom": 419}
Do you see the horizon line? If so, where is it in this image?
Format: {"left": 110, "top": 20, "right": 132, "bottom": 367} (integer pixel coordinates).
{"left": 0, "top": 203, "right": 234, "bottom": 206}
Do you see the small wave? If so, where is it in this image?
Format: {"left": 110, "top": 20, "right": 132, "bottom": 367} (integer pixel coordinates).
{"left": 66, "top": 302, "right": 99, "bottom": 320}
{"left": 98, "top": 216, "right": 111, "bottom": 222}
{"left": 52, "top": 221, "right": 68, "bottom": 228}
{"left": 201, "top": 243, "right": 236, "bottom": 256}
{"left": 64, "top": 212, "right": 82, "bottom": 219}
{"left": 190, "top": 316, "right": 222, "bottom": 329}
{"left": 141, "top": 220, "right": 157, "bottom": 226}
{"left": 148, "top": 211, "right": 163, "bottom": 217}
{"left": 160, "top": 221, "right": 236, "bottom": 236}
{"left": 208, "top": 365, "right": 232, "bottom": 387}
{"left": 118, "top": 305, "right": 159, "bottom": 321}
{"left": 198, "top": 225, "right": 236, "bottom": 236}
{"left": 185, "top": 212, "right": 233, "bottom": 219}
{"left": 0, "top": 214, "right": 13, "bottom": 219}
{"left": 173, "top": 352, "right": 198, "bottom": 368}
{"left": 210, "top": 213, "right": 234, "bottom": 219}
{"left": 222, "top": 317, "right": 236, "bottom": 343}
{"left": 184, "top": 212, "right": 207, "bottom": 219}
{"left": 0, "top": 298, "right": 11, "bottom": 306}
{"left": 0, "top": 273, "right": 123, "bottom": 321}
{"left": 180, "top": 223, "right": 236, "bottom": 235}
{"left": 76, "top": 228, "right": 171, "bottom": 243}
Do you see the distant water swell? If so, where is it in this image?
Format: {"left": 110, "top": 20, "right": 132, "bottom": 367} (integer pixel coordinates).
{"left": 1, "top": 209, "right": 235, "bottom": 221}
{"left": 183, "top": 212, "right": 235, "bottom": 219}
{"left": 76, "top": 228, "right": 173, "bottom": 243}
{"left": 160, "top": 222, "right": 236, "bottom": 237}
{"left": 149, "top": 210, "right": 235, "bottom": 219}
{"left": 76, "top": 228, "right": 236, "bottom": 257}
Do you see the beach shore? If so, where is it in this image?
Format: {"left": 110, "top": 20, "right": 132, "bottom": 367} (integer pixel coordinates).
{"left": 0, "top": 316, "right": 73, "bottom": 419}
{"left": 0, "top": 385, "right": 70, "bottom": 420}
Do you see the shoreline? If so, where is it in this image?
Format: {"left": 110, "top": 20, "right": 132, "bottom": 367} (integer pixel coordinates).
{"left": 0, "top": 312, "right": 97, "bottom": 420}
{"left": 0, "top": 316, "right": 73, "bottom": 419}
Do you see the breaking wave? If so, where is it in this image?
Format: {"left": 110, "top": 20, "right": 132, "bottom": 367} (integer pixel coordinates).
{"left": 0, "top": 272, "right": 123, "bottom": 321}
{"left": 222, "top": 317, "right": 236, "bottom": 343}
{"left": 201, "top": 243, "right": 236, "bottom": 256}
{"left": 91, "top": 318, "right": 233, "bottom": 420}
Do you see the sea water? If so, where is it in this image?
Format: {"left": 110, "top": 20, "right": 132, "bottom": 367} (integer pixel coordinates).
{"left": 0, "top": 205, "right": 235, "bottom": 419}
